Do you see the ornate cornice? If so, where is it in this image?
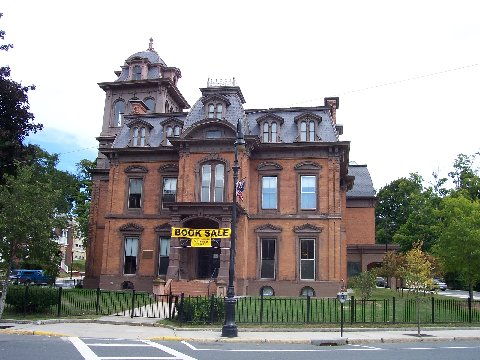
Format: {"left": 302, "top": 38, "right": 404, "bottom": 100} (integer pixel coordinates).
{"left": 119, "top": 223, "right": 144, "bottom": 233}
{"left": 154, "top": 223, "right": 172, "bottom": 233}
{"left": 257, "top": 162, "right": 283, "bottom": 171}
{"left": 293, "top": 223, "right": 322, "bottom": 233}
{"left": 124, "top": 165, "right": 148, "bottom": 174}
{"left": 254, "top": 223, "right": 283, "bottom": 233}
{"left": 294, "top": 161, "right": 322, "bottom": 171}
{"left": 158, "top": 163, "right": 179, "bottom": 173}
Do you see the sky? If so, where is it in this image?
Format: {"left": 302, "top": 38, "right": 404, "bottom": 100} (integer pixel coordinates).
{"left": 2, "top": 0, "right": 479, "bottom": 190}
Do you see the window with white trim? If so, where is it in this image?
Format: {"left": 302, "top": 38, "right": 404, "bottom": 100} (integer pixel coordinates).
{"left": 162, "top": 178, "right": 177, "bottom": 208}
{"left": 261, "top": 238, "right": 276, "bottom": 279}
{"left": 262, "top": 176, "right": 277, "bottom": 209}
{"left": 300, "top": 175, "right": 316, "bottom": 210}
{"left": 200, "top": 162, "right": 225, "bottom": 202}
{"left": 124, "top": 237, "right": 139, "bottom": 274}
{"left": 158, "top": 237, "right": 170, "bottom": 276}
{"left": 207, "top": 103, "right": 223, "bottom": 119}
{"left": 128, "top": 178, "right": 143, "bottom": 209}
{"left": 132, "top": 127, "right": 146, "bottom": 146}
{"left": 300, "top": 238, "right": 315, "bottom": 280}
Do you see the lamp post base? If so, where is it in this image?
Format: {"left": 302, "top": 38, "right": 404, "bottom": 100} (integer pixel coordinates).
{"left": 221, "top": 296, "right": 238, "bottom": 337}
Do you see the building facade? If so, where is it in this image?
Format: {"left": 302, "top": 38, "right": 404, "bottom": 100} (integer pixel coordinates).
{"left": 85, "top": 41, "right": 380, "bottom": 297}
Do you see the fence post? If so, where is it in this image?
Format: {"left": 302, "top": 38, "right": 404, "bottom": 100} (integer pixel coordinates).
{"left": 95, "top": 288, "right": 100, "bottom": 315}
{"left": 209, "top": 294, "right": 215, "bottom": 324}
{"left": 431, "top": 297, "right": 435, "bottom": 324}
{"left": 392, "top": 297, "right": 396, "bottom": 324}
{"left": 350, "top": 295, "right": 355, "bottom": 324}
{"left": 306, "top": 295, "right": 311, "bottom": 323}
{"left": 23, "top": 285, "right": 28, "bottom": 317}
{"left": 468, "top": 296, "right": 472, "bottom": 323}
{"left": 57, "top": 287, "right": 63, "bottom": 317}
{"left": 259, "top": 292, "right": 264, "bottom": 324}
{"left": 178, "top": 293, "right": 185, "bottom": 322}
{"left": 130, "top": 289, "right": 135, "bottom": 318}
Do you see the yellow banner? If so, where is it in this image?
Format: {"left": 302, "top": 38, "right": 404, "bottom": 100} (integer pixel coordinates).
{"left": 171, "top": 227, "right": 231, "bottom": 239}
{"left": 191, "top": 238, "right": 212, "bottom": 247}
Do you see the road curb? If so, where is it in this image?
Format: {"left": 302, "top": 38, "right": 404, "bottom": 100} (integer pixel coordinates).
{"left": 0, "top": 329, "right": 69, "bottom": 337}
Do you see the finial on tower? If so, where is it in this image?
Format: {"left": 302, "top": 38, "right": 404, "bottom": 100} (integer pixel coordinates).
{"left": 148, "top": 38, "right": 155, "bottom": 52}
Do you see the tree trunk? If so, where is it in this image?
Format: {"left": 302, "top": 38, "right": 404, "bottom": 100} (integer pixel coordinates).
{"left": 0, "top": 266, "right": 12, "bottom": 319}
{"left": 469, "top": 283, "right": 473, "bottom": 302}
{"left": 416, "top": 297, "right": 421, "bottom": 336}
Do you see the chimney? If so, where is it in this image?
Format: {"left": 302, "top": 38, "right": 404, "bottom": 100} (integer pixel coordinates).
{"left": 324, "top": 97, "right": 339, "bottom": 124}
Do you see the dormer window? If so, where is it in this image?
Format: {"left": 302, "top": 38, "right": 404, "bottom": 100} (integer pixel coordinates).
{"left": 132, "top": 65, "right": 142, "bottom": 80}
{"left": 113, "top": 100, "right": 126, "bottom": 127}
{"left": 165, "top": 125, "right": 181, "bottom": 146}
{"left": 144, "top": 98, "right": 155, "bottom": 113}
{"left": 132, "top": 127, "right": 146, "bottom": 146}
{"left": 257, "top": 114, "right": 284, "bottom": 143}
{"left": 207, "top": 103, "right": 223, "bottom": 119}
{"left": 294, "top": 113, "right": 322, "bottom": 142}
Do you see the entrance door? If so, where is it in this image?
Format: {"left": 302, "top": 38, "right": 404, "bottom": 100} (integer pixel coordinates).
{"left": 197, "top": 247, "right": 220, "bottom": 279}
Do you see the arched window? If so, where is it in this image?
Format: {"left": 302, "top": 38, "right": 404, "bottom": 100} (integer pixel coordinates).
{"left": 271, "top": 122, "right": 277, "bottom": 143}
{"left": 300, "top": 286, "right": 315, "bottom": 297}
{"left": 132, "top": 65, "right": 142, "bottom": 80}
{"left": 165, "top": 126, "right": 173, "bottom": 146}
{"left": 173, "top": 125, "right": 180, "bottom": 137}
{"left": 216, "top": 104, "right": 223, "bottom": 119}
{"left": 139, "top": 127, "right": 146, "bottom": 146}
{"left": 260, "top": 286, "right": 275, "bottom": 296}
{"left": 308, "top": 121, "right": 315, "bottom": 141}
{"left": 200, "top": 162, "right": 225, "bottom": 202}
{"left": 132, "top": 127, "right": 139, "bottom": 146}
{"left": 263, "top": 123, "right": 269, "bottom": 143}
{"left": 208, "top": 104, "right": 215, "bottom": 118}
{"left": 114, "top": 100, "right": 126, "bottom": 127}
{"left": 144, "top": 98, "right": 155, "bottom": 113}
{"left": 132, "top": 127, "right": 146, "bottom": 147}
{"left": 165, "top": 101, "right": 169, "bottom": 113}
{"left": 300, "top": 121, "right": 307, "bottom": 141}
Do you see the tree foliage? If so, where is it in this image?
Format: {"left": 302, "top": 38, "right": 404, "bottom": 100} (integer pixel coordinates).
{"left": 434, "top": 195, "right": 480, "bottom": 299}
{"left": 375, "top": 173, "right": 423, "bottom": 247}
{"left": 0, "top": 13, "right": 43, "bottom": 183}
{"left": 348, "top": 270, "right": 376, "bottom": 300}
{"left": 73, "top": 159, "right": 96, "bottom": 245}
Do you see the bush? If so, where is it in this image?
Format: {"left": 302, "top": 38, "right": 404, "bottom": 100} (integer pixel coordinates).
{"left": 176, "top": 296, "right": 224, "bottom": 324}
{"left": 5, "top": 285, "right": 58, "bottom": 312}
{"left": 349, "top": 270, "right": 376, "bottom": 300}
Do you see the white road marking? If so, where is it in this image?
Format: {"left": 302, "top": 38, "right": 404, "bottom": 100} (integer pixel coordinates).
{"left": 69, "top": 337, "right": 101, "bottom": 360}
{"left": 88, "top": 343, "right": 151, "bottom": 347}
{"left": 141, "top": 340, "right": 197, "bottom": 360}
{"left": 181, "top": 341, "right": 380, "bottom": 352}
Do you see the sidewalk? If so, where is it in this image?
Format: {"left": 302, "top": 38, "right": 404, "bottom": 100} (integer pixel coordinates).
{"left": 1, "top": 316, "right": 480, "bottom": 345}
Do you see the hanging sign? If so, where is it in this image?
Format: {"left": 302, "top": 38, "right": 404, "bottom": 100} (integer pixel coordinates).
{"left": 191, "top": 238, "right": 212, "bottom": 247}
{"left": 171, "top": 227, "right": 231, "bottom": 239}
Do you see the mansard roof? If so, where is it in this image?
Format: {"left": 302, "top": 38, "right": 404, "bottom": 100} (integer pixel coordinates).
{"left": 347, "top": 164, "right": 376, "bottom": 198}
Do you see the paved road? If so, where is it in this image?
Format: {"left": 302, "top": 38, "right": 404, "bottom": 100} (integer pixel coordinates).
{"left": 437, "top": 289, "right": 480, "bottom": 300}
{"left": 1, "top": 334, "right": 479, "bottom": 360}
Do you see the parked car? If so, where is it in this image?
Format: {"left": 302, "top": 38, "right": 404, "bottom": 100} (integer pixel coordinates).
{"left": 376, "top": 277, "right": 386, "bottom": 287}
{"left": 55, "top": 278, "right": 83, "bottom": 288}
{"left": 9, "top": 269, "right": 51, "bottom": 285}
{"left": 434, "top": 278, "right": 447, "bottom": 291}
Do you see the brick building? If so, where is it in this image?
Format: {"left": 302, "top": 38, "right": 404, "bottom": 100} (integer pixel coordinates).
{"left": 84, "top": 41, "right": 383, "bottom": 297}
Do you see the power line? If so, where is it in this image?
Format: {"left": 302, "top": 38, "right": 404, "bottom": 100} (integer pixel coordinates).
{"left": 291, "top": 62, "right": 479, "bottom": 106}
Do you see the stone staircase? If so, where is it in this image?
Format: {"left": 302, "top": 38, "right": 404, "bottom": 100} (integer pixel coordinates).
{"left": 168, "top": 279, "right": 217, "bottom": 297}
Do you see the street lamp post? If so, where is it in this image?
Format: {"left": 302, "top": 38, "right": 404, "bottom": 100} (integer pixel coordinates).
{"left": 222, "top": 119, "right": 245, "bottom": 338}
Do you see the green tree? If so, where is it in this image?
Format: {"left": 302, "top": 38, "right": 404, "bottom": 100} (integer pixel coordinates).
{"left": 348, "top": 270, "right": 376, "bottom": 300}
{"left": 378, "top": 251, "right": 405, "bottom": 288}
{"left": 448, "top": 153, "right": 480, "bottom": 200}
{"left": 434, "top": 196, "right": 480, "bottom": 299}
{"left": 0, "top": 152, "right": 77, "bottom": 319}
{"left": 401, "top": 242, "right": 435, "bottom": 336}
{"left": 73, "top": 159, "right": 96, "bottom": 246}
{"left": 375, "top": 173, "right": 423, "bottom": 247}
{"left": 0, "top": 13, "right": 43, "bottom": 183}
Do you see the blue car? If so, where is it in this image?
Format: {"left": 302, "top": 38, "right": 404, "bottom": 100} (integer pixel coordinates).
{"left": 9, "top": 269, "right": 51, "bottom": 285}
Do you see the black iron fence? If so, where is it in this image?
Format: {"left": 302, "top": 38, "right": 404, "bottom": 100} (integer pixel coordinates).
{"left": 2, "top": 286, "right": 479, "bottom": 325}
{"left": 1, "top": 285, "right": 177, "bottom": 319}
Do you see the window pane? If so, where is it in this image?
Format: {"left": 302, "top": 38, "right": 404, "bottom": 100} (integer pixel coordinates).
{"left": 261, "top": 239, "right": 275, "bottom": 279}
{"left": 165, "top": 126, "right": 172, "bottom": 146}
{"left": 174, "top": 126, "right": 180, "bottom": 137}
{"left": 263, "top": 123, "right": 269, "bottom": 142}
{"left": 132, "top": 127, "right": 139, "bottom": 146}
{"left": 140, "top": 127, "right": 146, "bottom": 146}
{"left": 301, "top": 175, "right": 316, "bottom": 209}
{"left": 162, "top": 178, "right": 177, "bottom": 206}
{"left": 201, "top": 165, "right": 211, "bottom": 201}
{"left": 207, "top": 130, "right": 221, "bottom": 138}
{"left": 216, "top": 104, "right": 223, "bottom": 119}
{"left": 271, "top": 122, "right": 277, "bottom": 143}
{"left": 124, "top": 237, "right": 138, "bottom": 274}
{"left": 262, "top": 176, "right": 277, "bottom": 209}
{"left": 300, "top": 239, "right": 315, "bottom": 280}
{"left": 309, "top": 121, "right": 315, "bottom": 141}
{"left": 114, "top": 101, "right": 125, "bottom": 127}
{"left": 208, "top": 104, "right": 215, "bottom": 118}
{"left": 214, "top": 164, "right": 224, "bottom": 202}
{"left": 300, "top": 121, "right": 307, "bottom": 141}
{"left": 158, "top": 237, "right": 170, "bottom": 276}
{"left": 129, "top": 178, "right": 142, "bottom": 208}
{"left": 132, "top": 65, "right": 141, "bottom": 80}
